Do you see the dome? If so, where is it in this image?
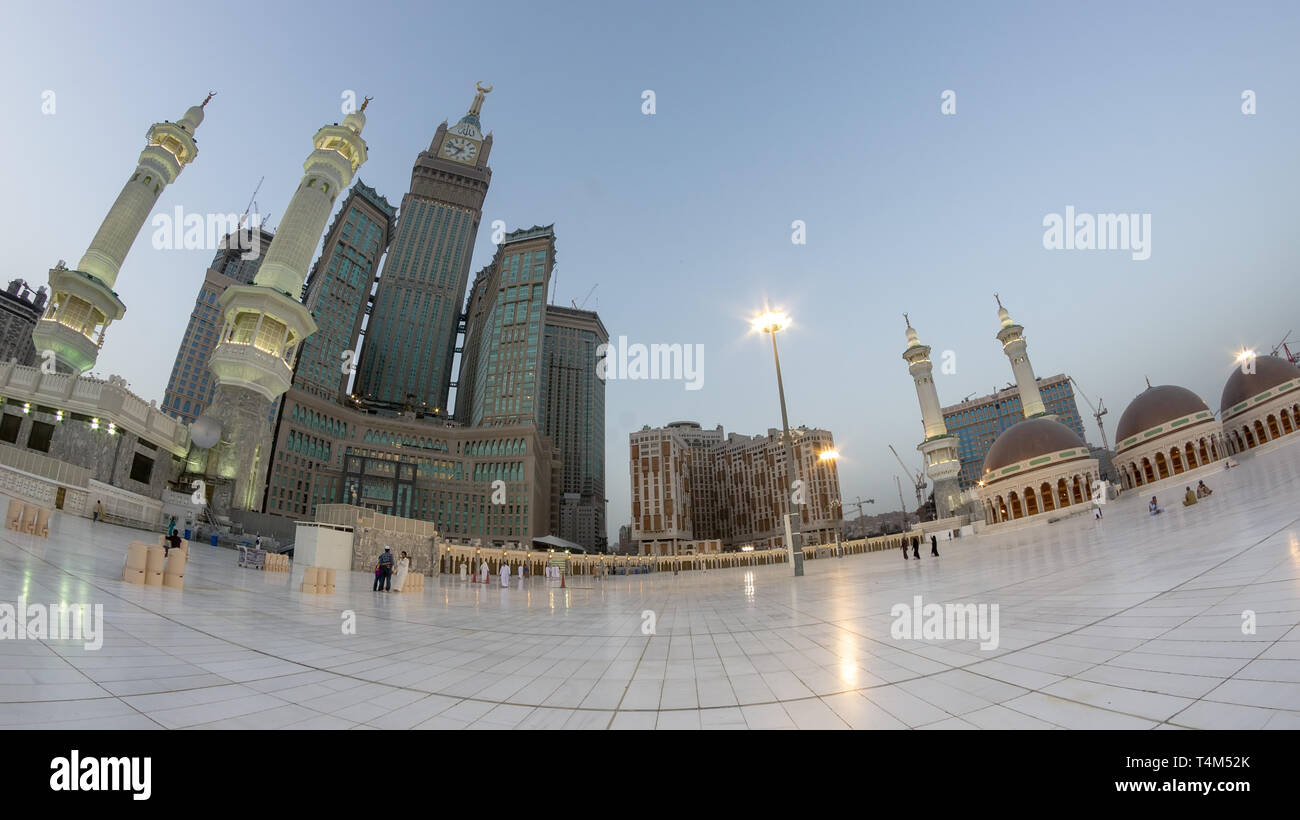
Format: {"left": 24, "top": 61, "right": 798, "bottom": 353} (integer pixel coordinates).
{"left": 1115, "top": 385, "right": 1210, "bottom": 443}
{"left": 1221, "top": 355, "right": 1300, "bottom": 415}
{"left": 983, "top": 417, "right": 1086, "bottom": 474}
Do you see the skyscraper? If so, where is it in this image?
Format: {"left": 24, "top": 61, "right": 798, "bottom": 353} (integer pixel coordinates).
{"left": 292, "top": 181, "right": 396, "bottom": 401}
{"left": 0, "top": 280, "right": 46, "bottom": 367}
{"left": 355, "top": 84, "right": 493, "bottom": 413}
{"left": 539, "top": 305, "right": 607, "bottom": 550}
{"left": 164, "top": 226, "right": 274, "bottom": 424}
{"left": 465, "top": 225, "right": 555, "bottom": 427}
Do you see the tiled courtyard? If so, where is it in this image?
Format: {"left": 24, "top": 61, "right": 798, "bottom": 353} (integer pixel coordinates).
{"left": 2, "top": 442, "right": 1299, "bottom": 730}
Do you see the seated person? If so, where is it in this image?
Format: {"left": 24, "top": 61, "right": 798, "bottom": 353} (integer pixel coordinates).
{"left": 1148, "top": 496, "right": 1162, "bottom": 515}
{"left": 165, "top": 531, "right": 183, "bottom": 556}
{"left": 1183, "top": 487, "right": 1198, "bottom": 506}
{"left": 1196, "top": 480, "right": 1212, "bottom": 498}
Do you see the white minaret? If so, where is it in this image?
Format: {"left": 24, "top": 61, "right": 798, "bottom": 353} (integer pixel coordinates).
{"left": 995, "top": 294, "right": 1047, "bottom": 418}
{"left": 33, "top": 95, "right": 211, "bottom": 373}
{"left": 199, "top": 99, "right": 370, "bottom": 511}
{"left": 902, "top": 314, "right": 962, "bottom": 519}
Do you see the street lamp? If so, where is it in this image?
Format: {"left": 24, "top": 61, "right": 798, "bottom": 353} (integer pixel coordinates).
{"left": 751, "top": 308, "right": 805, "bottom": 577}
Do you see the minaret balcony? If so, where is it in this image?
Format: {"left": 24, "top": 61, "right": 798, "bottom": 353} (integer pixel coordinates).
{"left": 207, "top": 340, "right": 294, "bottom": 402}
{"left": 30, "top": 267, "right": 126, "bottom": 374}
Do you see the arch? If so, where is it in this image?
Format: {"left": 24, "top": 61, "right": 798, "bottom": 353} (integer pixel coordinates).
{"left": 1282, "top": 408, "right": 1295, "bottom": 434}
{"left": 996, "top": 496, "right": 1008, "bottom": 522}
{"left": 1198, "top": 438, "right": 1210, "bottom": 464}
{"left": 1008, "top": 492, "right": 1023, "bottom": 520}
{"left": 1025, "top": 487, "right": 1040, "bottom": 517}
{"left": 1127, "top": 462, "right": 1139, "bottom": 488}
{"left": 1267, "top": 414, "right": 1281, "bottom": 440}
{"left": 1244, "top": 425, "right": 1257, "bottom": 448}
{"left": 1057, "top": 477, "right": 1070, "bottom": 507}
{"left": 1040, "top": 482, "right": 1056, "bottom": 511}
{"left": 1184, "top": 442, "right": 1197, "bottom": 470}
{"left": 1170, "top": 447, "right": 1184, "bottom": 475}
{"left": 1254, "top": 419, "right": 1268, "bottom": 445}
{"left": 1071, "top": 475, "right": 1084, "bottom": 504}
{"left": 1155, "top": 452, "right": 1170, "bottom": 479}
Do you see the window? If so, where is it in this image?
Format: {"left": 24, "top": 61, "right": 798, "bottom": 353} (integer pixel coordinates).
{"left": 0, "top": 414, "right": 21, "bottom": 444}
{"left": 130, "top": 453, "right": 154, "bottom": 484}
{"left": 27, "top": 421, "right": 55, "bottom": 453}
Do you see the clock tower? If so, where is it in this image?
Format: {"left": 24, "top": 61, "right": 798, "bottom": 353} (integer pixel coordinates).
{"left": 355, "top": 84, "right": 494, "bottom": 413}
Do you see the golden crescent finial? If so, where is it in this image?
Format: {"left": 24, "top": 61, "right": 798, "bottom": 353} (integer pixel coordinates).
{"left": 201, "top": 91, "right": 217, "bottom": 108}
{"left": 360, "top": 95, "right": 373, "bottom": 112}
{"left": 476, "top": 82, "right": 493, "bottom": 94}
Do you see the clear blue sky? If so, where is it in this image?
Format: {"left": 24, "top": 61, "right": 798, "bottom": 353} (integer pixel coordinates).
{"left": 7, "top": 0, "right": 1299, "bottom": 537}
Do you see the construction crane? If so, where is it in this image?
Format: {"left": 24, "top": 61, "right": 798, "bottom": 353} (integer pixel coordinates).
{"left": 889, "top": 444, "right": 926, "bottom": 514}
{"left": 893, "top": 475, "right": 909, "bottom": 531}
{"left": 847, "top": 495, "right": 874, "bottom": 537}
{"left": 1068, "top": 377, "right": 1110, "bottom": 453}
{"left": 571, "top": 284, "right": 598, "bottom": 311}
{"left": 1272, "top": 331, "right": 1297, "bottom": 365}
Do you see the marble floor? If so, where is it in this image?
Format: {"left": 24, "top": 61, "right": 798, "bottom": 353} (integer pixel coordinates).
{"left": 2, "top": 444, "right": 1299, "bottom": 730}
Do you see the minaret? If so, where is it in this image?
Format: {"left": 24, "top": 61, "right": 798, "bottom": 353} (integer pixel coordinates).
{"left": 995, "top": 294, "right": 1047, "bottom": 418}
{"left": 197, "top": 100, "right": 370, "bottom": 512}
{"left": 33, "top": 95, "right": 212, "bottom": 373}
{"left": 902, "top": 314, "right": 962, "bottom": 519}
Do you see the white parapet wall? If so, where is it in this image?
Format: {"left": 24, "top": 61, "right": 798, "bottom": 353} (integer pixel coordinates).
{"left": 293, "top": 522, "right": 355, "bottom": 571}
{"left": 86, "top": 479, "right": 163, "bottom": 527}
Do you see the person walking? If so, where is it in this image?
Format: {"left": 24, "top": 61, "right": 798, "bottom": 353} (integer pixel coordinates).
{"left": 930, "top": 534, "right": 939, "bottom": 557}
{"left": 167, "top": 516, "right": 177, "bottom": 537}
{"left": 912, "top": 537, "right": 920, "bottom": 560}
{"left": 479, "top": 558, "right": 489, "bottom": 584}
{"left": 92, "top": 500, "right": 103, "bottom": 523}
{"left": 374, "top": 546, "right": 394, "bottom": 591}
{"left": 902, "top": 537, "right": 909, "bottom": 560}
{"left": 391, "top": 550, "right": 410, "bottom": 592}
{"left": 500, "top": 562, "right": 511, "bottom": 588}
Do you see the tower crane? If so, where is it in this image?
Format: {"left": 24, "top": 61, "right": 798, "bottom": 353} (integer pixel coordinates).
{"left": 848, "top": 495, "right": 874, "bottom": 537}
{"left": 889, "top": 444, "right": 926, "bottom": 514}
{"left": 1272, "top": 331, "right": 1297, "bottom": 365}
{"left": 1068, "top": 377, "right": 1109, "bottom": 453}
{"left": 893, "top": 475, "right": 909, "bottom": 531}
{"left": 571, "top": 284, "right": 598, "bottom": 311}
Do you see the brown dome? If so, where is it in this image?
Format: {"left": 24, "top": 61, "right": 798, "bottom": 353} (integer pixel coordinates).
{"left": 1220, "top": 355, "right": 1300, "bottom": 415}
{"left": 983, "top": 417, "right": 1086, "bottom": 474}
{"left": 1115, "top": 385, "right": 1210, "bottom": 443}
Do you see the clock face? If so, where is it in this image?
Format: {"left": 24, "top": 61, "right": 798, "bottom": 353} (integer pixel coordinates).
{"left": 442, "top": 136, "right": 478, "bottom": 162}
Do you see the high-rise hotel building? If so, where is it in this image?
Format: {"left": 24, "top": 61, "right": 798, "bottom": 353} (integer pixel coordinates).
{"left": 292, "top": 181, "right": 395, "bottom": 401}
{"left": 630, "top": 422, "right": 842, "bottom": 554}
{"left": 455, "top": 225, "right": 607, "bottom": 551}
{"left": 163, "top": 226, "right": 275, "bottom": 424}
{"left": 355, "top": 86, "right": 493, "bottom": 413}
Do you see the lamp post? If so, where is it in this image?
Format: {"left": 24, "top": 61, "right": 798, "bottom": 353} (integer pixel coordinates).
{"left": 751, "top": 309, "right": 804, "bottom": 577}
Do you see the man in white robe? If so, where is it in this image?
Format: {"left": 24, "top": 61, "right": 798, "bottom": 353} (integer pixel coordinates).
{"left": 500, "top": 563, "right": 511, "bottom": 587}
{"left": 479, "top": 559, "right": 489, "bottom": 584}
{"left": 459, "top": 562, "right": 468, "bottom": 581}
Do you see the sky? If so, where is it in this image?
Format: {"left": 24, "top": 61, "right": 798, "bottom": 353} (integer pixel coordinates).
{"left": 6, "top": 0, "right": 1300, "bottom": 539}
